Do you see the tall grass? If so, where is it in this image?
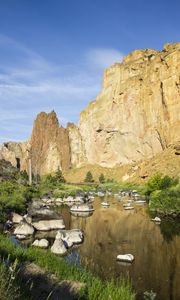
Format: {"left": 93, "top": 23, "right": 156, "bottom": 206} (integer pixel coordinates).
{"left": 0, "top": 234, "right": 135, "bottom": 300}
{"left": 0, "top": 258, "right": 30, "bottom": 300}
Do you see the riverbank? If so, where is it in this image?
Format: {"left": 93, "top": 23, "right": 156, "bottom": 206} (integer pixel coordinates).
{"left": 0, "top": 234, "right": 135, "bottom": 300}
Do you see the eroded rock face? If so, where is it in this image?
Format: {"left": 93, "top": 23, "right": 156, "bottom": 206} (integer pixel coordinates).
{"left": 76, "top": 42, "right": 180, "bottom": 167}
{"left": 30, "top": 111, "right": 71, "bottom": 175}
{"left": 0, "top": 42, "right": 180, "bottom": 173}
{"left": 67, "top": 123, "right": 86, "bottom": 167}
{"left": 0, "top": 141, "right": 30, "bottom": 171}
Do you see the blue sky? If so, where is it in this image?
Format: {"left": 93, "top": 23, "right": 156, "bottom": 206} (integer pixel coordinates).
{"left": 0, "top": 0, "right": 179, "bottom": 142}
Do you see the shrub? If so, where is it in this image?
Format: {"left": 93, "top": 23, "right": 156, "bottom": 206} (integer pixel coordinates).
{"left": 0, "top": 182, "right": 29, "bottom": 222}
{"left": 55, "top": 167, "right": 66, "bottom": 183}
{"left": 84, "top": 171, "right": 94, "bottom": 183}
{"left": 145, "top": 173, "right": 178, "bottom": 196}
{"left": 99, "top": 173, "right": 105, "bottom": 183}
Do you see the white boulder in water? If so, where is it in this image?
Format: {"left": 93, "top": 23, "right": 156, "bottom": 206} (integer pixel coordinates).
{"left": 97, "top": 192, "right": 105, "bottom": 197}
{"left": 63, "top": 196, "right": 74, "bottom": 203}
{"left": 70, "top": 204, "right": 94, "bottom": 212}
{"left": 14, "top": 221, "right": 34, "bottom": 236}
{"left": 116, "top": 254, "right": 134, "bottom": 263}
{"left": 32, "top": 239, "right": 49, "bottom": 248}
{"left": 151, "top": 216, "right": 161, "bottom": 223}
{"left": 51, "top": 238, "right": 67, "bottom": 255}
{"left": 16, "top": 234, "right": 26, "bottom": 240}
{"left": 32, "top": 219, "right": 65, "bottom": 231}
{"left": 56, "top": 229, "right": 83, "bottom": 246}
{"left": 101, "top": 201, "right": 110, "bottom": 207}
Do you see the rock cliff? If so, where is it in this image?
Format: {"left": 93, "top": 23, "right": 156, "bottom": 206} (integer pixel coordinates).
{"left": 74, "top": 42, "right": 180, "bottom": 167}
{"left": 30, "top": 111, "right": 71, "bottom": 175}
{"left": 0, "top": 42, "right": 180, "bottom": 176}
{"left": 0, "top": 141, "right": 30, "bottom": 171}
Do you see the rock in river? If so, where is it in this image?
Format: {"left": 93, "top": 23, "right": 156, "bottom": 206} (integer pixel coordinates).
{"left": 56, "top": 229, "right": 83, "bottom": 245}
{"left": 32, "top": 219, "right": 65, "bottom": 231}
{"left": 51, "top": 238, "right": 67, "bottom": 255}
{"left": 14, "top": 221, "right": 34, "bottom": 236}
{"left": 32, "top": 239, "right": 49, "bottom": 249}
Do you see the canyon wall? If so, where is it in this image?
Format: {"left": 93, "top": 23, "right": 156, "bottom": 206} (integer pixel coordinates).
{"left": 1, "top": 42, "right": 180, "bottom": 174}
{"left": 30, "top": 111, "right": 71, "bottom": 175}
{"left": 74, "top": 42, "right": 180, "bottom": 167}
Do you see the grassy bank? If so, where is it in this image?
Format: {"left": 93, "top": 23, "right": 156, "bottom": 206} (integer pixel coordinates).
{"left": 0, "top": 234, "right": 135, "bottom": 300}
{"left": 143, "top": 173, "right": 180, "bottom": 216}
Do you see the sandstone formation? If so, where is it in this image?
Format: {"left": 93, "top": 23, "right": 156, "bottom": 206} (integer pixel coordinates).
{"left": 0, "top": 42, "right": 180, "bottom": 175}
{"left": 74, "top": 42, "right": 180, "bottom": 167}
{"left": 0, "top": 141, "right": 30, "bottom": 171}
{"left": 30, "top": 111, "right": 71, "bottom": 175}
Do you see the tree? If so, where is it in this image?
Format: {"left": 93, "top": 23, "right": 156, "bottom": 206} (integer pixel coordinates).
{"left": 145, "top": 173, "right": 178, "bottom": 196}
{"left": 55, "top": 167, "right": 66, "bottom": 183}
{"left": 84, "top": 171, "right": 94, "bottom": 183}
{"left": 99, "top": 173, "right": 105, "bottom": 183}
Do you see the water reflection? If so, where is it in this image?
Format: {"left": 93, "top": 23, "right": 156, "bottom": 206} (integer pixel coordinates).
{"left": 70, "top": 211, "right": 93, "bottom": 218}
{"left": 61, "top": 197, "right": 180, "bottom": 300}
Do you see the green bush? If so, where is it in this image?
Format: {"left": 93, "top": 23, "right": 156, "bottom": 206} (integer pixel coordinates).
{"left": 84, "top": 171, "right": 94, "bottom": 183}
{"left": 55, "top": 167, "right": 66, "bottom": 183}
{"left": 149, "top": 185, "right": 180, "bottom": 213}
{"left": 145, "top": 173, "right": 178, "bottom": 196}
{"left": 99, "top": 173, "right": 105, "bottom": 183}
{"left": 145, "top": 174, "right": 180, "bottom": 214}
{"left": 0, "top": 182, "right": 31, "bottom": 222}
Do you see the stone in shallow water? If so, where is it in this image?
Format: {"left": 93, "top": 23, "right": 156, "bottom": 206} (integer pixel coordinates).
{"left": 32, "top": 239, "right": 49, "bottom": 248}
{"left": 56, "top": 229, "right": 84, "bottom": 246}
{"left": 51, "top": 238, "right": 67, "bottom": 255}
{"left": 14, "top": 221, "right": 34, "bottom": 236}
{"left": 32, "top": 219, "right": 65, "bottom": 231}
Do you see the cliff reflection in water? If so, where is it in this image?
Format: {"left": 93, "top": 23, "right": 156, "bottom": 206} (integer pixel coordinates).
{"left": 62, "top": 198, "right": 180, "bottom": 300}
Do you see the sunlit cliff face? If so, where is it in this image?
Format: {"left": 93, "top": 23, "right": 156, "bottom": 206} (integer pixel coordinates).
{"left": 0, "top": 43, "right": 180, "bottom": 175}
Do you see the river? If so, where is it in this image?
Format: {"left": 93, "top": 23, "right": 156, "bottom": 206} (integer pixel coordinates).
{"left": 59, "top": 196, "right": 180, "bottom": 300}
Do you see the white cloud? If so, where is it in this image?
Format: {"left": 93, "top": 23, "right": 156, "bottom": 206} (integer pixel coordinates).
{"left": 86, "top": 48, "right": 123, "bottom": 69}
{"left": 0, "top": 34, "right": 124, "bottom": 142}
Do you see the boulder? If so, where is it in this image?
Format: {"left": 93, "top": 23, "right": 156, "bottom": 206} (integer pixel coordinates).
{"left": 12, "top": 212, "right": 23, "bottom": 224}
{"left": 56, "top": 229, "right": 83, "bottom": 246}
{"left": 23, "top": 214, "right": 32, "bottom": 224}
{"left": 32, "top": 219, "right": 65, "bottom": 231}
{"left": 116, "top": 254, "right": 134, "bottom": 263}
{"left": 16, "top": 234, "right": 27, "bottom": 240}
{"left": 32, "top": 239, "right": 49, "bottom": 249}
{"left": 14, "top": 221, "right": 34, "bottom": 236}
{"left": 63, "top": 196, "right": 74, "bottom": 202}
{"left": 29, "top": 207, "right": 59, "bottom": 219}
{"left": 51, "top": 238, "right": 67, "bottom": 255}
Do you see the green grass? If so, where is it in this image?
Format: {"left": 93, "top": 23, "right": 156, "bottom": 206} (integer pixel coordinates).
{"left": 0, "top": 234, "right": 135, "bottom": 300}
{"left": 0, "top": 258, "right": 30, "bottom": 300}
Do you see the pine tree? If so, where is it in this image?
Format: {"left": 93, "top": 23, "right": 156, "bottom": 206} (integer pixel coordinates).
{"left": 55, "top": 167, "right": 66, "bottom": 183}
{"left": 84, "top": 171, "right": 94, "bottom": 183}
{"left": 99, "top": 173, "right": 105, "bottom": 183}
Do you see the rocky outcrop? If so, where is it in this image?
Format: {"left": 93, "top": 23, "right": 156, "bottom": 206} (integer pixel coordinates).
{"left": 32, "top": 219, "right": 65, "bottom": 231}
{"left": 14, "top": 220, "right": 34, "bottom": 236}
{"left": 67, "top": 123, "right": 86, "bottom": 167}
{"left": 0, "top": 141, "right": 30, "bottom": 171}
{"left": 0, "top": 42, "right": 180, "bottom": 174}
{"left": 75, "top": 42, "right": 180, "bottom": 167}
{"left": 30, "top": 111, "right": 71, "bottom": 175}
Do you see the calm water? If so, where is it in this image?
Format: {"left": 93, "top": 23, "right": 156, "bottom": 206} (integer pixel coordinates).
{"left": 59, "top": 197, "right": 180, "bottom": 300}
